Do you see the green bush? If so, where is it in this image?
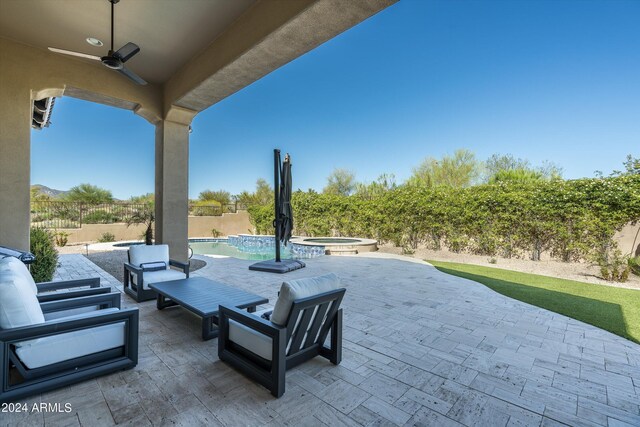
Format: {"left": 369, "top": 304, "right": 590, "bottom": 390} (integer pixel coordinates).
{"left": 83, "top": 210, "right": 117, "bottom": 224}
{"left": 30, "top": 227, "right": 58, "bottom": 282}
{"left": 98, "top": 232, "right": 116, "bottom": 243}
{"left": 248, "top": 175, "right": 640, "bottom": 262}
{"left": 628, "top": 256, "right": 640, "bottom": 277}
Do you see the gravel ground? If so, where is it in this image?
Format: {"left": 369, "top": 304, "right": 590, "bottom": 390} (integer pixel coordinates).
{"left": 84, "top": 251, "right": 206, "bottom": 284}
{"left": 379, "top": 243, "right": 640, "bottom": 290}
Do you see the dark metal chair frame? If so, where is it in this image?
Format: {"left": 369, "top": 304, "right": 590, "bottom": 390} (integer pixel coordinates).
{"left": 36, "top": 276, "right": 110, "bottom": 302}
{"left": 218, "top": 288, "right": 345, "bottom": 397}
{"left": 123, "top": 252, "right": 189, "bottom": 302}
{"left": 0, "top": 292, "right": 139, "bottom": 403}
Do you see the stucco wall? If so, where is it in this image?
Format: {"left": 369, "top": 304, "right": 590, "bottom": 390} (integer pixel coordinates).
{"left": 615, "top": 223, "right": 640, "bottom": 256}
{"left": 61, "top": 210, "right": 252, "bottom": 244}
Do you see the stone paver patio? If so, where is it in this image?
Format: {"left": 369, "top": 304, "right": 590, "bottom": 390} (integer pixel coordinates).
{"left": 5, "top": 253, "right": 639, "bottom": 427}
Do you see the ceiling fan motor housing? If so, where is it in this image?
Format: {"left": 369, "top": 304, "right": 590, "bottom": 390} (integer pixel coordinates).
{"left": 101, "top": 55, "right": 123, "bottom": 70}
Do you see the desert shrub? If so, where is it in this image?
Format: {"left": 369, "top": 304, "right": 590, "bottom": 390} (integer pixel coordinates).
{"left": 596, "top": 250, "right": 630, "bottom": 282}
{"left": 54, "top": 231, "right": 70, "bottom": 247}
{"left": 83, "top": 210, "right": 117, "bottom": 224}
{"left": 30, "top": 227, "right": 58, "bottom": 282}
{"left": 211, "top": 228, "right": 222, "bottom": 238}
{"left": 98, "top": 232, "right": 116, "bottom": 243}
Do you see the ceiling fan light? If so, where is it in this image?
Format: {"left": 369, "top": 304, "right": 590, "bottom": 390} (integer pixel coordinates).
{"left": 86, "top": 37, "right": 103, "bottom": 47}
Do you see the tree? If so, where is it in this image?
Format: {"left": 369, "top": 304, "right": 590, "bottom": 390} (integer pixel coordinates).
{"left": 484, "top": 154, "right": 563, "bottom": 182}
{"left": 129, "top": 193, "right": 154, "bottom": 205}
{"left": 236, "top": 178, "right": 273, "bottom": 207}
{"left": 410, "top": 149, "right": 480, "bottom": 188}
{"left": 198, "top": 189, "right": 231, "bottom": 205}
{"left": 489, "top": 168, "right": 544, "bottom": 184}
{"left": 64, "top": 183, "right": 113, "bottom": 204}
{"left": 354, "top": 173, "right": 397, "bottom": 199}
{"left": 323, "top": 168, "right": 356, "bottom": 196}
{"left": 126, "top": 202, "right": 154, "bottom": 245}
{"left": 616, "top": 154, "right": 640, "bottom": 176}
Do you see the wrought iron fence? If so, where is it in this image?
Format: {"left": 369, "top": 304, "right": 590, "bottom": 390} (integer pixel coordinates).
{"left": 31, "top": 201, "right": 247, "bottom": 229}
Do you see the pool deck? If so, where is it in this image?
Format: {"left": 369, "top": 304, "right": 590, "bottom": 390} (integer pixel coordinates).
{"left": 5, "top": 252, "right": 640, "bottom": 426}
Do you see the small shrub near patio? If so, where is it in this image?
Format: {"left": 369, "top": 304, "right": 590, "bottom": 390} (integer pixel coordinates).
{"left": 54, "top": 231, "right": 70, "bottom": 247}
{"left": 629, "top": 256, "right": 640, "bottom": 276}
{"left": 596, "top": 250, "right": 630, "bottom": 282}
{"left": 30, "top": 227, "right": 58, "bottom": 282}
{"left": 98, "top": 232, "right": 116, "bottom": 243}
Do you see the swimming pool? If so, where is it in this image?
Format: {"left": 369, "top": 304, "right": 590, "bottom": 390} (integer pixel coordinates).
{"left": 189, "top": 240, "right": 296, "bottom": 260}
{"left": 191, "top": 236, "right": 326, "bottom": 260}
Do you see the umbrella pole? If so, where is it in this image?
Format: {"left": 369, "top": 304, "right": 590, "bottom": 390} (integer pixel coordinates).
{"left": 274, "top": 149, "right": 281, "bottom": 263}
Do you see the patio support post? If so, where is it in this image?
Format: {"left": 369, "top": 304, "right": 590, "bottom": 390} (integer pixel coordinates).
{"left": 154, "top": 106, "right": 196, "bottom": 263}
{"left": 0, "top": 87, "right": 31, "bottom": 251}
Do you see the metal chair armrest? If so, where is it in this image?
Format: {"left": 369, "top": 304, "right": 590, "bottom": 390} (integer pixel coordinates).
{"left": 219, "top": 305, "right": 284, "bottom": 338}
{"left": 123, "top": 262, "right": 142, "bottom": 276}
{"left": 37, "top": 286, "right": 110, "bottom": 303}
{"left": 169, "top": 259, "right": 190, "bottom": 276}
{"left": 36, "top": 277, "right": 101, "bottom": 292}
{"left": 39, "top": 292, "right": 121, "bottom": 314}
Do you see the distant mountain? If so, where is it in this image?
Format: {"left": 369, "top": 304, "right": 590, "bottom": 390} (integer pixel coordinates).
{"left": 31, "top": 184, "right": 68, "bottom": 198}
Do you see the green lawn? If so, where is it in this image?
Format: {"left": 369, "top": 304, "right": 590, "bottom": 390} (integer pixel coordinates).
{"left": 428, "top": 260, "right": 640, "bottom": 344}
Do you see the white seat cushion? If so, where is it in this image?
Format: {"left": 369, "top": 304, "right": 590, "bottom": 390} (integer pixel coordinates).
{"left": 44, "top": 305, "right": 100, "bottom": 321}
{"left": 132, "top": 268, "right": 186, "bottom": 289}
{"left": 270, "top": 273, "right": 340, "bottom": 326}
{"left": 0, "top": 256, "right": 38, "bottom": 294}
{"left": 228, "top": 318, "right": 273, "bottom": 361}
{"left": 15, "top": 308, "right": 126, "bottom": 369}
{"left": 129, "top": 244, "right": 170, "bottom": 267}
{"left": 0, "top": 262, "right": 45, "bottom": 329}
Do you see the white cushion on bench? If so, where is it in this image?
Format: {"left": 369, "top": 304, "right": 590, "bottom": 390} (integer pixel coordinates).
{"left": 15, "top": 308, "right": 125, "bottom": 369}
{"left": 270, "top": 273, "right": 340, "bottom": 326}
{"left": 229, "top": 318, "right": 273, "bottom": 361}
{"left": 0, "top": 259, "right": 45, "bottom": 329}
{"left": 133, "top": 269, "right": 186, "bottom": 289}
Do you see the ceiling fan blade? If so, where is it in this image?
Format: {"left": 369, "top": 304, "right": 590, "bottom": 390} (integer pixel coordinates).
{"left": 113, "top": 42, "right": 140, "bottom": 63}
{"left": 117, "top": 66, "right": 147, "bottom": 85}
{"left": 48, "top": 47, "right": 101, "bottom": 61}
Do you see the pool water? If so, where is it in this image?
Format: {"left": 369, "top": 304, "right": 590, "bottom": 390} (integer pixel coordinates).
{"left": 189, "top": 241, "right": 295, "bottom": 260}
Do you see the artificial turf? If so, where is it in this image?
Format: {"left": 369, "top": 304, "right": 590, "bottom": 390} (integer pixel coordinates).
{"left": 428, "top": 260, "right": 640, "bottom": 344}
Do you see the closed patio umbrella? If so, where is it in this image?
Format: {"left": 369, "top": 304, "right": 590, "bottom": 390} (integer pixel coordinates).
{"left": 278, "top": 154, "right": 293, "bottom": 246}
{"left": 249, "top": 149, "right": 305, "bottom": 273}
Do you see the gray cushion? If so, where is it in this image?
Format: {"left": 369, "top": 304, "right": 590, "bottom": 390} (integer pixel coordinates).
{"left": 228, "top": 318, "right": 273, "bottom": 361}
{"left": 132, "top": 268, "right": 186, "bottom": 289}
{"left": 0, "top": 260, "right": 45, "bottom": 329}
{"left": 270, "top": 273, "right": 340, "bottom": 326}
{"left": 0, "top": 256, "right": 38, "bottom": 294}
{"left": 15, "top": 308, "right": 125, "bottom": 369}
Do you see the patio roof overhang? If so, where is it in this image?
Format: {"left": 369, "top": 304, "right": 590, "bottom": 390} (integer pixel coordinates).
{"left": 0, "top": 0, "right": 398, "bottom": 258}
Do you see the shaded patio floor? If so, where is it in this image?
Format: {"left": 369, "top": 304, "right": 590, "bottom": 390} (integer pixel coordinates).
{"left": 5, "top": 253, "right": 639, "bottom": 426}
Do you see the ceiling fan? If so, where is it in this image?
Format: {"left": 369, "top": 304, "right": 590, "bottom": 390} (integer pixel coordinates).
{"left": 48, "top": 0, "right": 146, "bottom": 85}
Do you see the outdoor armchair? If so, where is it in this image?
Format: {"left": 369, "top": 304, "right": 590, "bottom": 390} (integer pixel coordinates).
{"left": 0, "top": 283, "right": 138, "bottom": 402}
{"left": 123, "top": 244, "right": 189, "bottom": 302}
{"left": 218, "top": 273, "right": 345, "bottom": 397}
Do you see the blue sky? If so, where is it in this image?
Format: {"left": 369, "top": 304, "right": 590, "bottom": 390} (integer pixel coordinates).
{"left": 31, "top": 0, "right": 640, "bottom": 200}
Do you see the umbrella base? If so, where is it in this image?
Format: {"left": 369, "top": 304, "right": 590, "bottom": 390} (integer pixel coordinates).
{"left": 248, "top": 259, "right": 306, "bottom": 273}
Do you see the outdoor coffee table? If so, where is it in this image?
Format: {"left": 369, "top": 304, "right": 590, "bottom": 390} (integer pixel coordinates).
{"left": 149, "top": 277, "right": 268, "bottom": 340}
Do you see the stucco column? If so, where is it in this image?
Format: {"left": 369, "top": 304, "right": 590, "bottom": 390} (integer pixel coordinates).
{"left": 155, "top": 107, "right": 196, "bottom": 262}
{"left": 0, "top": 85, "right": 31, "bottom": 251}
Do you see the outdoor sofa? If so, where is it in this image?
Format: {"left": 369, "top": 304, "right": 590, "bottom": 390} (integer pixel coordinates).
{"left": 123, "top": 244, "right": 189, "bottom": 302}
{"left": 0, "top": 255, "right": 138, "bottom": 402}
{"left": 218, "top": 273, "right": 345, "bottom": 397}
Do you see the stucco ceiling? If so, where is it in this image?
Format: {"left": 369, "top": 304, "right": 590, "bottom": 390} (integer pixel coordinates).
{"left": 0, "top": 0, "right": 256, "bottom": 84}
